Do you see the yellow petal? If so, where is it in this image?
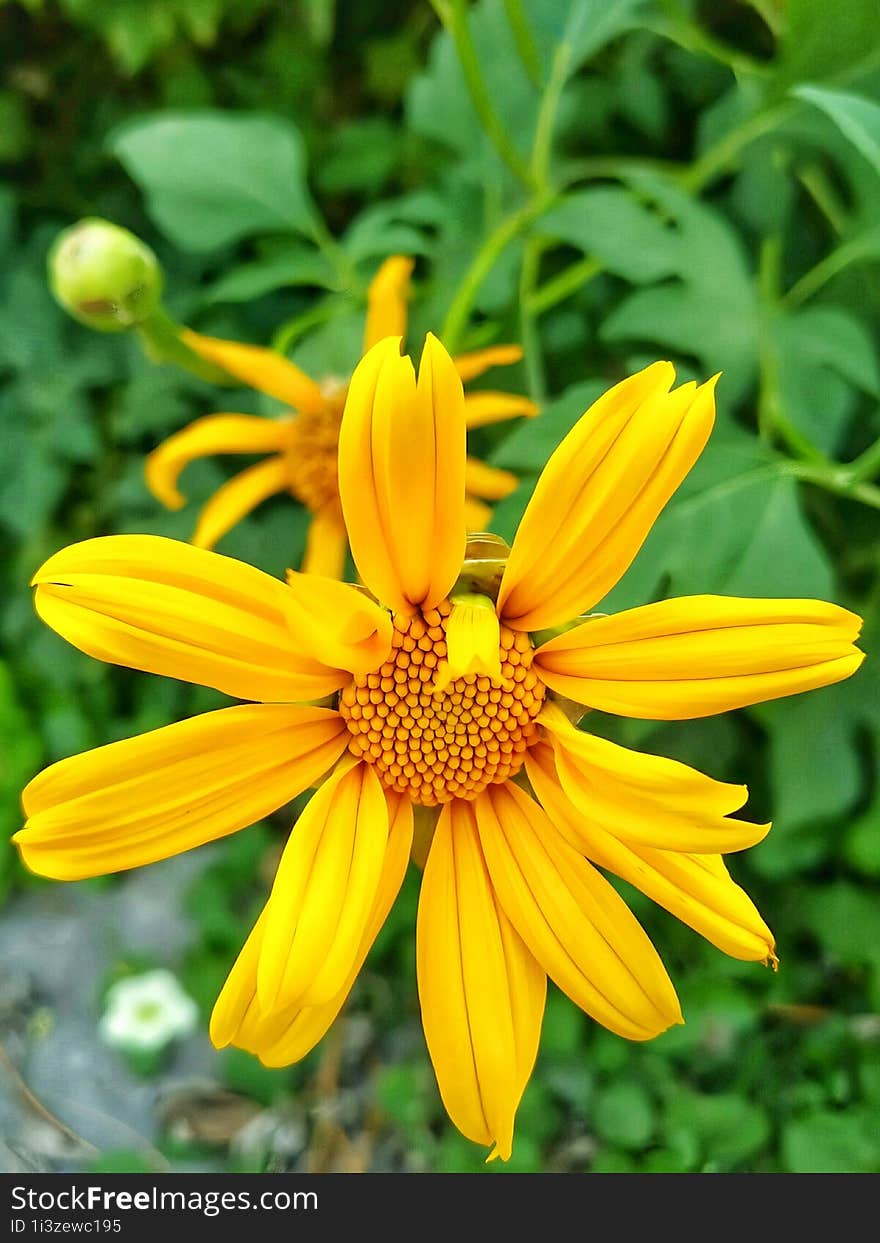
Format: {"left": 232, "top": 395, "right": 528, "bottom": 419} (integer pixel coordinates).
{"left": 192, "top": 457, "right": 289, "bottom": 550}
{"left": 453, "top": 344, "right": 523, "bottom": 383}
{"left": 338, "top": 335, "right": 466, "bottom": 612}
{"left": 16, "top": 705, "right": 347, "bottom": 881}
{"left": 464, "top": 496, "right": 492, "bottom": 531}
{"left": 181, "top": 328, "right": 327, "bottom": 414}
{"left": 463, "top": 391, "right": 539, "bottom": 429}
{"left": 465, "top": 457, "right": 518, "bottom": 501}
{"left": 432, "top": 593, "right": 503, "bottom": 695}
{"left": 363, "top": 256, "right": 414, "bottom": 351}
{"left": 211, "top": 790, "right": 412, "bottom": 1062}
{"left": 302, "top": 509, "right": 348, "bottom": 579}
{"left": 537, "top": 701, "right": 767, "bottom": 853}
{"left": 32, "top": 535, "right": 351, "bottom": 702}
{"left": 257, "top": 762, "right": 390, "bottom": 1011}
{"left": 475, "top": 779, "right": 682, "bottom": 1040}
{"left": 536, "top": 595, "right": 865, "bottom": 719}
{"left": 283, "top": 568, "right": 392, "bottom": 675}
{"left": 145, "top": 414, "right": 294, "bottom": 509}
{"left": 527, "top": 743, "right": 776, "bottom": 963}
{"left": 417, "top": 799, "right": 545, "bottom": 1161}
{"left": 497, "top": 363, "right": 715, "bottom": 630}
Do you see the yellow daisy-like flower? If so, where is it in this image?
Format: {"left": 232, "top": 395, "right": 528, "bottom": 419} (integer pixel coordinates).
{"left": 17, "top": 337, "right": 863, "bottom": 1161}
{"left": 145, "top": 257, "right": 536, "bottom": 577}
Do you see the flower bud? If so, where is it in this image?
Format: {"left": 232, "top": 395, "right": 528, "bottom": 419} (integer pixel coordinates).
{"left": 48, "top": 217, "right": 163, "bottom": 332}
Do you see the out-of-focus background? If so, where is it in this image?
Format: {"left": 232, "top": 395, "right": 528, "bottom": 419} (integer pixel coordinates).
{"left": 2, "top": 0, "right": 879, "bottom": 1174}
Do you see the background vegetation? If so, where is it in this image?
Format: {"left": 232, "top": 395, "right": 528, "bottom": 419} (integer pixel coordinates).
{"left": 1, "top": 0, "right": 879, "bottom": 1173}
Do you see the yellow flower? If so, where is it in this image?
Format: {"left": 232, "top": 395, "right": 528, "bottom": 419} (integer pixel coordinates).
{"left": 17, "top": 338, "right": 864, "bottom": 1161}
{"left": 145, "top": 256, "right": 536, "bottom": 577}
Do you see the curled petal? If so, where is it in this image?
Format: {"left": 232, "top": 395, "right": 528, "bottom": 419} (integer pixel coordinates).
{"left": 464, "top": 391, "right": 539, "bottom": 429}
{"left": 283, "top": 569, "right": 391, "bottom": 675}
{"left": 17, "top": 705, "right": 347, "bottom": 881}
{"left": 475, "top": 780, "right": 682, "bottom": 1040}
{"left": 338, "top": 335, "right": 466, "bottom": 612}
{"left": 145, "top": 413, "right": 294, "bottom": 510}
{"left": 465, "top": 457, "right": 519, "bottom": 502}
{"left": 537, "top": 702, "right": 766, "bottom": 854}
{"left": 363, "top": 256, "right": 414, "bottom": 351}
{"left": 210, "top": 792, "right": 412, "bottom": 1063}
{"left": 301, "top": 509, "right": 348, "bottom": 579}
{"left": 181, "top": 329, "right": 327, "bottom": 414}
{"left": 497, "top": 363, "right": 715, "bottom": 630}
{"left": 536, "top": 596, "right": 865, "bottom": 719}
{"left": 257, "top": 763, "right": 390, "bottom": 1012}
{"left": 192, "top": 457, "right": 290, "bottom": 550}
{"left": 527, "top": 743, "right": 776, "bottom": 964}
{"left": 32, "top": 535, "right": 351, "bottom": 702}
{"left": 417, "top": 799, "right": 545, "bottom": 1161}
{"left": 453, "top": 344, "right": 523, "bottom": 383}
{"left": 464, "top": 496, "right": 492, "bottom": 531}
{"left": 432, "top": 594, "right": 503, "bottom": 695}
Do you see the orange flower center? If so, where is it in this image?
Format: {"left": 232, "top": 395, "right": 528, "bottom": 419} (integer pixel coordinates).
{"left": 284, "top": 402, "right": 344, "bottom": 518}
{"left": 338, "top": 601, "right": 545, "bottom": 806}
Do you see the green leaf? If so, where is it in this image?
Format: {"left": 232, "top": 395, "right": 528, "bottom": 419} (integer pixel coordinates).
{"left": 595, "top": 178, "right": 759, "bottom": 402}
{"left": 205, "top": 248, "right": 338, "bottom": 304}
{"left": 794, "top": 86, "right": 880, "bottom": 177}
{"left": 538, "top": 187, "right": 681, "bottom": 284}
{"left": 527, "top": 0, "right": 647, "bottom": 78}
{"left": 490, "top": 379, "right": 605, "bottom": 471}
{"left": 110, "top": 111, "right": 319, "bottom": 251}
{"left": 749, "top": 604, "right": 877, "bottom": 876}
{"left": 782, "top": 1109, "right": 880, "bottom": 1173}
{"left": 592, "top": 1080, "right": 655, "bottom": 1151}
{"left": 777, "top": 0, "right": 880, "bottom": 86}
{"left": 604, "top": 427, "right": 835, "bottom": 612}
{"left": 771, "top": 305, "right": 880, "bottom": 454}
{"left": 663, "top": 1088, "right": 770, "bottom": 1169}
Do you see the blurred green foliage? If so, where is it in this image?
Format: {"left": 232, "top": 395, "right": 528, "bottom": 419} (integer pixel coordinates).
{"left": 2, "top": 0, "right": 880, "bottom": 1173}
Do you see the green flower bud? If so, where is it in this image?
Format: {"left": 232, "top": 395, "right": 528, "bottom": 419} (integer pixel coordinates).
{"left": 48, "top": 218, "right": 163, "bottom": 332}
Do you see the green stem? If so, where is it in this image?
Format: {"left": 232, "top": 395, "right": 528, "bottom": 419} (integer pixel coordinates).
{"left": 526, "top": 255, "right": 603, "bottom": 315}
{"left": 797, "top": 164, "right": 849, "bottom": 236}
{"left": 847, "top": 436, "right": 880, "bottom": 485}
{"left": 434, "top": 0, "right": 537, "bottom": 189}
{"left": 783, "top": 231, "right": 880, "bottom": 309}
{"left": 784, "top": 460, "right": 880, "bottom": 511}
{"left": 440, "top": 192, "right": 555, "bottom": 353}
{"left": 679, "top": 101, "right": 797, "bottom": 193}
{"left": 531, "top": 40, "right": 571, "bottom": 188}
{"left": 272, "top": 297, "right": 346, "bottom": 355}
{"left": 649, "top": 7, "right": 770, "bottom": 77}
{"left": 503, "top": 0, "right": 543, "bottom": 88}
{"left": 746, "top": 0, "right": 783, "bottom": 36}
{"left": 519, "top": 236, "right": 546, "bottom": 402}
{"left": 307, "top": 214, "right": 359, "bottom": 291}
{"left": 561, "top": 154, "right": 686, "bottom": 185}
{"left": 135, "top": 307, "right": 232, "bottom": 385}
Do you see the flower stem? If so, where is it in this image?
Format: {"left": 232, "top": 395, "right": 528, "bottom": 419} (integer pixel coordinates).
{"left": 440, "top": 192, "right": 555, "bottom": 353}
{"left": 782, "top": 229, "right": 880, "bottom": 309}
{"left": 527, "top": 255, "right": 603, "bottom": 315}
{"left": 519, "top": 236, "right": 546, "bottom": 402}
{"left": 847, "top": 437, "right": 880, "bottom": 485}
{"left": 433, "top": 0, "right": 537, "bottom": 190}
{"left": 135, "top": 307, "right": 232, "bottom": 385}
{"left": 784, "top": 460, "right": 880, "bottom": 511}
{"left": 503, "top": 0, "right": 543, "bottom": 88}
{"left": 678, "top": 101, "right": 797, "bottom": 193}
{"left": 531, "top": 40, "right": 571, "bottom": 188}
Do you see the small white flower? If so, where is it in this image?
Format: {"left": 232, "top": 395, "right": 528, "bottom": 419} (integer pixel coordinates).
{"left": 99, "top": 969, "right": 198, "bottom": 1054}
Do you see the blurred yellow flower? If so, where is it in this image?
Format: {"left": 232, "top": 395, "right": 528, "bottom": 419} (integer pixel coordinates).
{"left": 17, "top": 339, "right": 863, "bottom": 1160}
{"left": 145, "top": 257, "right": 536, "bottom": 577}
